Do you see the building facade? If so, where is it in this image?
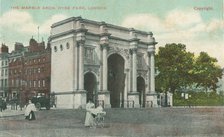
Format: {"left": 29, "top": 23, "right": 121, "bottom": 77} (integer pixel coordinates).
{"left": 49, "top": 17, "right": 157, "bottom": 109}
{"left": 0, "top": 44, "right": 9, "bottom": 98}
{"left": 7, "top": 38, "right": 51, "bottom": 104}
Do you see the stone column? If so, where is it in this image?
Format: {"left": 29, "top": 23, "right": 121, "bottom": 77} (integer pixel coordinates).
{"left": 98, "top": 27, "right": 111, "bottom": 108}
{"left": 73, "top": 22, "right": 87, "bottom": 109}
{"left": 74, "top": 38, "right": 78, "bottom": 90}
{"left": 132, "top": 48, "right": 137, "bottom": 92}
{"left": 78, "top": 42, "right": 84, "bottom": 90}
{"left": 127, "top": 39, "right": 140, "bottom": 108}
{"left": 145, "top": 32, "right": 158, "bottom": 108}
{"left": 145, "top": 55, "right": 150, "bottom": 93}
{"left": 129, "top": 52, "right": 133, "bottom": 92}
{"left": 124, "top": 69, "right": 129, "bottom": 108}
{"left": 102, "top": 44, "right": 108, "bottom": 91}
{"left": 150, "top": 51, "right": 155, "bottom": 93}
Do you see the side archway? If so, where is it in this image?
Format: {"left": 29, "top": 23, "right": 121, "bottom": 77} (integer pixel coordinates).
{"left": 137, "top": 76, "right": 146, "bottom": 107}
{"left": 84, "top": 72, "right": 97, "bottom": 104}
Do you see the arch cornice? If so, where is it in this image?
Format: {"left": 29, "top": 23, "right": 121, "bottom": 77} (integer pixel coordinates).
{"left": 84, "top": 70, "right": 98, "bottom": 78}
{"left": 107, "top": 46, "right": 130, "bottom": 61}
{"left": 137, "top": 69, "right": 148, "bottom": 81}
{"left": 84, "top": 64, "right": 100, "bottom": 77}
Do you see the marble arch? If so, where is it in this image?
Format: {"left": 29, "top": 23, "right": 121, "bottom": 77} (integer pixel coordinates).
{"left": 49, "top": 17, "right": 158, "bottom": 108}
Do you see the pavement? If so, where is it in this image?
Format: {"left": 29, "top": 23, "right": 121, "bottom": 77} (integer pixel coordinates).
{"left": 1, "top": 107, "right": 223, "bottom": 137}
{"left": 0, "top": 106, "right": 24, "bottom": 118}
{"left": 0, "top": 105, "right": 224, "bottom": 118}
{"left": 172, "top": 106, "right": 224, "bottom": 108}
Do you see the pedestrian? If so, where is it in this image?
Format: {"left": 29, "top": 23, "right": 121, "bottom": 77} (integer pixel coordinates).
{"left": 2, "top": 97, "right": 7, "bottom": 110}
{"left": 0, "top": 96, "right": 3, "bottom": 112}
{"left": 84, "top": 100, "right": 95, "bottom": 127}
{"left": 24, "top": 100, "right": 36, "bottom": 121}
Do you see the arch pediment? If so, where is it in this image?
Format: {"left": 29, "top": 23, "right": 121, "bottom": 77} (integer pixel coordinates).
{"left": 108, "top": 46, "right": 130, "bottom": 61}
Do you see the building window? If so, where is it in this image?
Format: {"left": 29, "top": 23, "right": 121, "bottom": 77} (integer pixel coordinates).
{"left": 20, "top": 79, "right": 22, "bottom": 86}
{"left": 5, "top": 79, "right": 7, "bottom": 87}
{"left": 66, "top": 42, "right": 70, "bottom": 49}
{"left": 23, "top": 80, "right": 27, "bottom": 86}
{"left": 34, "top": 80, "right": 36, "bottom": 87}
{"left": 43, "top": 80, "right": 45, "bottom": 87}
{"left": 30, "top": 81, "right": 32, "bottom": 87}
{"left": 54, "top": 46, "right": 57, "bottom": 52}
{"left": 60, "top": 44, "right": 63, "bottom": 51}
{"left": 1, "top": 80, "right": 3, "bottom": 87}
{"left": 12, "top": 79, "right": 14, "bottom": 87}
{"left": 38, "top": 68, "right": 41, "bottom": 73}
{"left": 16, "top": 79, "right": 19, "bottom": 87}
{"left": 5, "top": 69, "right": 8, "bottom": 76}
{"left": 38, "top": 80, "right": 41, "bottom": 87}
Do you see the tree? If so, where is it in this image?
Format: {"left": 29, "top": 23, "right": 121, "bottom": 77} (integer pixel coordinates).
{"left": 193, "top": 52, "right": 223, "bottom": 92}
{"left": 155, "top": 43, "right": 194, "bottom": 93}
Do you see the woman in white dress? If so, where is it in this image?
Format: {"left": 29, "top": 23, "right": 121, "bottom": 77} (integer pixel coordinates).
{"left": 84, "top": 100, "right": 95, "bottom": 127}
{"left": 24, "top": 100, "right": 36, "bottom": 120}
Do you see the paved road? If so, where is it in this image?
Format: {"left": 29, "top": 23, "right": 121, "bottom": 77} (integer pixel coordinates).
{"left": 0, "top": 108, "right": 224, "bottom": 137}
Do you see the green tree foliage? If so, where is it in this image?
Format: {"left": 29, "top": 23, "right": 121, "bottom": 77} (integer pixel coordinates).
{"left": 156, "top": 43, "right": 223, "bottom": 94}
{"left": 155, "top": 43, "right": 194, "bottom": 93}
{"left": 193, "top": 52, "right": 223, "bottom": 92}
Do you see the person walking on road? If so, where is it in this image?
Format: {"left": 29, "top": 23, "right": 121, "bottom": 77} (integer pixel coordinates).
{"left": 24, "top": 100, "right": 36, "bottom": 121}
{"left": 84, "top": 100, "right": 95, "bottom": 127}
{"left": 0, "top": 96, "right": 4, "bottom": 112}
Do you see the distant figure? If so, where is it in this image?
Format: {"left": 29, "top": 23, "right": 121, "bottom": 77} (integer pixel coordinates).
{"left": 84, "top": 100, "right": 95, "bottom": 127}
{"left": 24, "top": 100, "right": 36, "bottom": 120}
{"left": 2, "top": 97, "right": 7, "bottom": 110}
{"left": 0, "top": 96, "right": 4, "bottom": 112}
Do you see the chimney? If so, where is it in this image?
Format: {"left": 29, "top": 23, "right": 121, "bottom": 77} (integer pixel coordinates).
{"left": 0, "top": 43, "right": 9, "bottom": 53}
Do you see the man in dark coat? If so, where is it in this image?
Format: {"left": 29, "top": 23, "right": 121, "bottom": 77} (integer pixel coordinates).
{"left": 0, "top": 96, "right": 4, "bottom": 112}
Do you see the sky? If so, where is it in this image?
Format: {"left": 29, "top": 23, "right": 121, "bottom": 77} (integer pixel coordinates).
{"left": 0, "top": 0, "right": 223, "bottom": 67}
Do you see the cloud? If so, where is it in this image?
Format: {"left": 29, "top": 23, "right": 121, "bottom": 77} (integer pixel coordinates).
{"left": 0, "top": 10, "right": 36, "bottom": 33}
{"left": 0, "top": 10, "right": 68, "bottom": 34}
{"left": 121, "top": 9, "right": 224, "bottom": 67}
{"left": 207, "top": 19, "right": 224, "bottom": 32}
{"left": 0, "top": 10, "right": 33, "bottom": 26}
{"left": 121, "top": 13, "right": 165, "bottom": 32}
{"left": 186, "top": 40, "right": 224, "bottom": 67}
{"left": 165, "top": 9, "right": 202, "bottom": 28}
{"left": 40, "top": 14, "right": 68, "bottom": 34}
{"left": 122, "top": 9, "right": 223, "bottom": 38}
{"left": 121, "top": 9, "right": 204, "bottom": 33}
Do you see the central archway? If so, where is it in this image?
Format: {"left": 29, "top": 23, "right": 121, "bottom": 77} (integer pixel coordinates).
{"left": 108, "top": 53, "right": 125, "bottom": 108}
{"left": 84, "top": 72, "right": 97, "bottom": 105}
